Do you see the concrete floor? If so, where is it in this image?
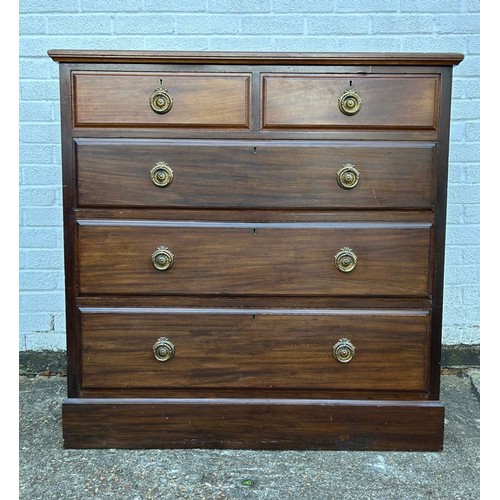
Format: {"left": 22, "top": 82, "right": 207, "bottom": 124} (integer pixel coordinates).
{"left": 19, "top": 371, "right": 479, "bottom": 499}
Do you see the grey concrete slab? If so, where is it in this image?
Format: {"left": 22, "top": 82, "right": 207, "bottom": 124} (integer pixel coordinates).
{"left": 19, "top": 372, "right": 479, "bottom": 500}
{"left": 468, "top": 369, "right": 480, "bottom": 398}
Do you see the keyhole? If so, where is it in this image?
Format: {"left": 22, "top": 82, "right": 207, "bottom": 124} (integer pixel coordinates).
{"left": 253, "top": 147, "right": 257, "bottom": 153}
{"left": 349, "top": 80, "right": 353, "bottom": 87}
{"left": 159, "top": 78, "right": 163, "bottom": 86}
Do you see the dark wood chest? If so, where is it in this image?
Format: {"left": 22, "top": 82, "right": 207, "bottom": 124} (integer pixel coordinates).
{"left": 48, "top": 50, "right": 463, "bottom": 450}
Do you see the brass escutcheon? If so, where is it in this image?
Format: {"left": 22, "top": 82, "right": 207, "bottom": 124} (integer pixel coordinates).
{"left": 334, "top": 247, "right": 357, "bottom": 273}
{"left": 332, "top": 338, "right": 355, "bottom": 363}
{"left": 338, "top": 88, "right": 362, "bottom": 116}
{"left": 337, "top": 163, "right": 360, "bottom": 189}
{"left": 152, "top": 246, "right": 174, "bottom": 271}
{"left": 150, "top": 86, "right": 173, "bottom": 114}
{"left": 153, "top": 337, "right": 175, "bottom": 362}
{"left": 151, "top": 162, "right": 174, "bottom": 187}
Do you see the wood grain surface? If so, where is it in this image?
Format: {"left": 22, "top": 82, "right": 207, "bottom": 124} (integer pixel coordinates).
{"left": 76, "top": 139, "right": 436, "bottom": 209}
{"left": 77, "top": 221, "right": 432, "bottom": 296}
{"left": 80, "top": 309, "right": 430, "bottom": 391}
{"left": 263, "top": 74, "right": 439, "bottom": 130}
{"left": 62, "top": 397, "right": 444, "bottom": 450}
{"left": 73, "top": 71, "right": 251, "bottom": 128}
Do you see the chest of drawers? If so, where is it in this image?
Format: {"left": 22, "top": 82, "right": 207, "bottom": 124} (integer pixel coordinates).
{"left": 48, "top": 50, "right": 463, "bottom": 450}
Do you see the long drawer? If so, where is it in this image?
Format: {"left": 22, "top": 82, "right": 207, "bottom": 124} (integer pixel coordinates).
{"left": 262, "top": 74, "right": 439, "bottom": 130}
{"left": 72, "top": 71, "right": 251, "bottom": 128}
{"left": 76, "top": 140, "right": 436, "bottom": 209}
{"left": 77, "top": 221, "right": 432, "bottom": 296}
{"left": 80, "top": 309, "right": 430, "bottom": 392}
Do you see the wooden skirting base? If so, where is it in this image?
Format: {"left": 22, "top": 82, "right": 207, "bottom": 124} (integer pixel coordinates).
{"left": 62, "top": 398, "right": 444, "bottom": 451}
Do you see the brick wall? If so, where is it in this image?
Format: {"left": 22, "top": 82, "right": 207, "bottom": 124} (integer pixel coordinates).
{"left": 19, "top": 0, "right": 480, "bottom": 350}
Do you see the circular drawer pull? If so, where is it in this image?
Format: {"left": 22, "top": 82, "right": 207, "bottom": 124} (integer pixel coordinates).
{"left": 334, "top": 247, "right": 357, "bottom": 273}
{"left": 153, "top": 337, "right": 175, "bottom": 362}
{"left": 332, "top": 338, "right": 355, "bottom": 363}
{"left": 150, "top": 85, "right": 173, "bottom": 114}
{"left": 338, "top": 88, "right": 362, "bottom": 116}
{"left": 337, "top": 163, "right": 360, "bottom": 189}
{"left": 152, "top": 246, "right": 174, "bottom": 271}
{"left": 151, "top": 161, "right": 174, "bottom": 187}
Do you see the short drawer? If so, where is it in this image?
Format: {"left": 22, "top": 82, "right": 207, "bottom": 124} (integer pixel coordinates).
{"left": 262, "top": 74, "right": 439, "bottom": 130}
{"left": 72, "top": 71, "right": 251, "bottom": 128}
{"left": 76, "top": 139, "right": 436, "bottom": 209}
{"left": 77, "top": 221, "right": 431, "bottom": 296}
{"left": 80, "top": 309, "right": 430, "bottom": 392}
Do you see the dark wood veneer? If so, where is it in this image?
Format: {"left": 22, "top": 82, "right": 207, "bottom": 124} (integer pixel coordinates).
{"left": 48, "top": 49, "right": 464, "bottom": 66}
{"left": 80, "top": 310, "right": 430, "bottom": 391}
{"left": 63, "top": 398, "right": 444, "bottom": 451}
{"left": 49, "top": 50, "right": 462, "bottom": 450}
{"left": 73, "top": 71, "right": 251, "bottom": 128}
{"left": 262, "top": 74, "right": 439, "bottom": 130}
{"left": 77, "top": 221, "right": 432, "bottom": 296}
{"left": 76, "top": 139, "right": 436, "bottom": 209}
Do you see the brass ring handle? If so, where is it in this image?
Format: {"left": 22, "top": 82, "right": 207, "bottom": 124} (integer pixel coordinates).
{"left": 151, "top": 162, "right": 174, "bottom": 187}
{"left": 150, "top": 86, "right": 173, "bottom": 114}
{"left": 153, "top": 337, "right": 175, "bottom": 362}
{"left": 337, "top": 164, "right": 360, "bottom": 189}
{"left": 338, "top": 88, "right": 362, "bottom": 116}
{"left": 332, "top": 338, "right": 355, "bottom": 363}
{"left": 152, "top": 246, "right": 174, "bottom": 271}
{"left": 334, "top": 247, "right": 357, "bottom": 273}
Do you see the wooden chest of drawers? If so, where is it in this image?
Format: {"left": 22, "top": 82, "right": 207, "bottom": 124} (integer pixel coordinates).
{"left": 48, "top": 50, "right": 463, "bottom": 450}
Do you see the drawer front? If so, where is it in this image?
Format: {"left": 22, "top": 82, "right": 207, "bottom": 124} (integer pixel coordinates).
{"left": 77, "top": 222, "right": 431, "bottom": 296}
{"left": 80, "top": 309, "right": 430, "bottom": 391}
{"left": 262, "top": 74, "right": 439, "bottom": 130}
{"left": 73, "top": 71, "right": 251, "bottom": 128}
{"left": 76, "top": 140, "right": 435, "bottom": 209}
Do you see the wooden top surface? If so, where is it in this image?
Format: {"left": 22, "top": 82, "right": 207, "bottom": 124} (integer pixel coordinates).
{"left": 48, "top": 50, "right": 464, "bottom": 66}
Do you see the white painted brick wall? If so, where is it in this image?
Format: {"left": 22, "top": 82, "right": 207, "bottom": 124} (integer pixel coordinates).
{"left": 18, "top": 0, "right": 480, "bottom": 350}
